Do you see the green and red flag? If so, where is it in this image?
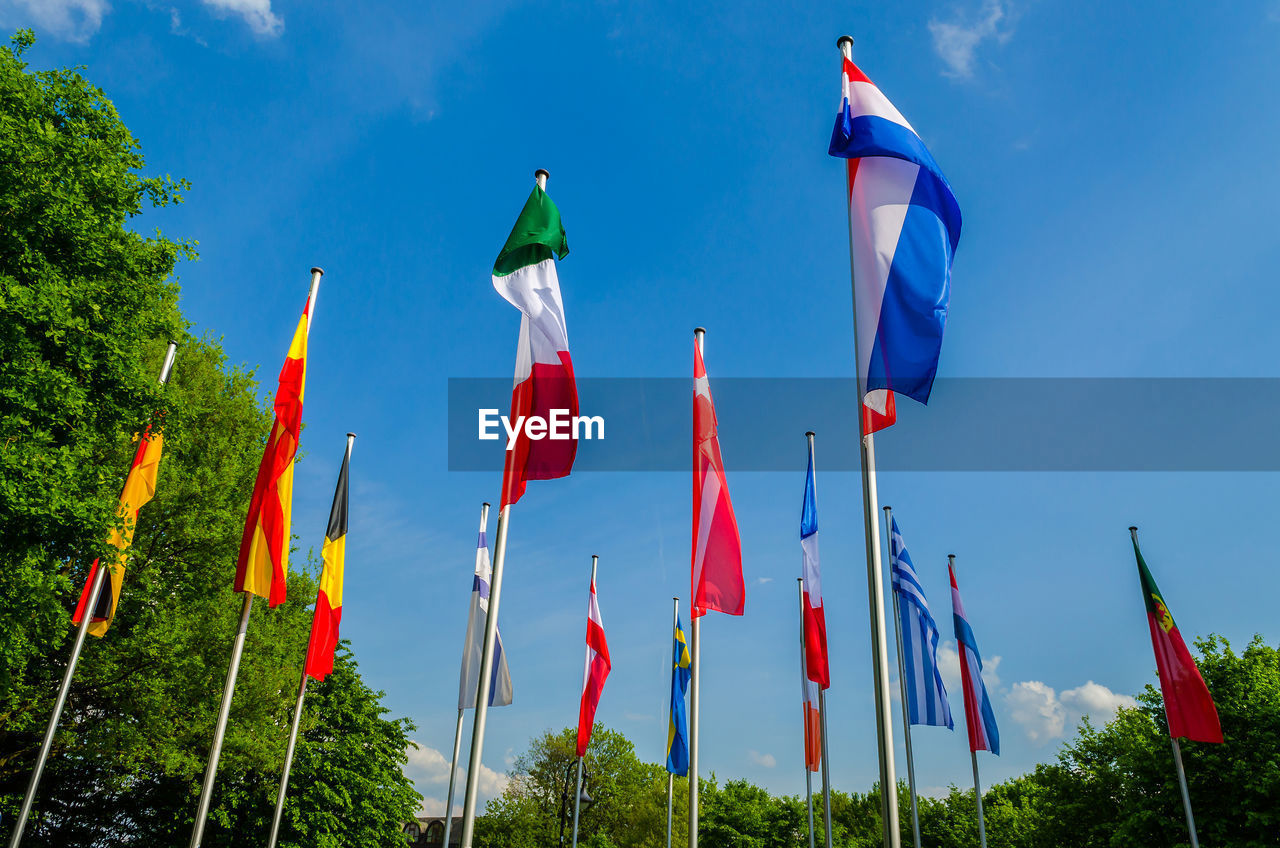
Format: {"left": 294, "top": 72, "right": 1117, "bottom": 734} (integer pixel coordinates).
{"left": 1131, "top": 530, "right": 1223, "bottom": 743}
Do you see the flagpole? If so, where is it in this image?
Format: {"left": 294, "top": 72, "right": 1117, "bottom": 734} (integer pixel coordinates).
{"left": 807, "top": 432, "right": 834, "bottom": 848}
{"left": 797, "top": 579, "right": 816, "bottom": 848}
{"left": 266, "top": 432, "right": 355, "bottom": 848}
{"left": 667, "top": 595, "right": 679, "bottom": 848}
{"left": 571, "top": 755, "right": 586, "bottom": 848}
{"left": 838, "top": 33, "right": 901, "bottom": 848}
{"left": 688, "top": 326, "right": 705, "bottom": 848}
{"left": 883, "top": 506, "right": 921, "bottom": 848}
{"left": 7, "top": 341, "right": 178, "bottom": 848}
{"left": 1170, "top": 737, "right": 1200, "bottom": 848}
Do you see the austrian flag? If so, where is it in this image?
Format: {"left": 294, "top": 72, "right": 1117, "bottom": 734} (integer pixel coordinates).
{"left": 692, "top": 340, "right": 744, "bottom": 618}
{"left": 577, "top": 566, "right": 611, "bottom": 757}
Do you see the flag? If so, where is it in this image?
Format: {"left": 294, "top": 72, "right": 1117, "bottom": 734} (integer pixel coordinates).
{"left": 492, "top": 184, "right": 577, "bottom": 508}
{"left": 950, "top": 563, "right": 998, "bottom": 754}
{"left": 457, "top": 524, "right": 514, "bottom": 709}
{"left": 666, "top": 612, "right": 692, "bottom": 775}
{"left": 303, "top": 441, "right": 351, "bottom": 681}
{"left": 235, "top": 295, "right": 310, "bottom": 607}
{"left": 1132, "top": 534, "right": 1223, "bottom": 743}
{"left": 889, "top": 518, "right": 953, "bottom": 728}
{"left": 72, "top": 426, "right": 164, "bottom": 637}
{"left": 828, "top": 54, "right": 962, "bottom": 434}
{"left": 692, "top": 341, "right": 744, "bottom": 617}
{"left": 577, "top": 572, "right": 611, "bottom": 757}
{"left": 800, "top": 442, "right": 828, "bottom": 688}
{"left": 800, "top": 636, "right": 822, "bottom": 772}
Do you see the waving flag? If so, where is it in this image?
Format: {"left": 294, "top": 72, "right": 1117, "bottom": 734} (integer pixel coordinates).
{"left": 492, "top": 184, "right": 578, "bottom": 508}
{"left": 72, "top": 426, "right": 164, "bottom": 637}
{"left": 950, "top": 563, "right": 998, "bottom": 754}
{"left": 1131, "top": 532, "right": 1222, "bottom": 743}
{"left": 889, "top": 518, "right": 953, "bottom": 728}
{"left": 800, "top": 441, "right": 829, "bottom": 688}
{"left": 458, "top": 523, "right": 514, "bottom": 709}
{"left": 800, "top": 653, "right": 822, "bottom": 772}
{"left": 692, "top": 341, "right": 744, "bottom": 617}
{"left": 828, "top": 54, "right": 962, "bottom": 434}
{"left": 235, "top": 295, "right": 311, "bottom": 607}
{"left": 577, "top": 572, "right": 611, "bottom": 756}
{"left": 303, "top": 438, "right": 352, "bottom": 681}
{"left": 666, "top": 612, "right": 692, "bottom": 775}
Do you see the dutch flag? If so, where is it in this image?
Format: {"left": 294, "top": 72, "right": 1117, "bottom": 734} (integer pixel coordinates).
{"left": 950, "top": 562, "right": 999, "bottom": 755}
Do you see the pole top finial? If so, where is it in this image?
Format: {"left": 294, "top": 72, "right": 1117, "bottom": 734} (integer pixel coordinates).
{"left": 882, "top": 504, "right": 891, "bottom": 512}
{"left": 1129, "top": 525, "right": 1138, "bottom": 532}
{"left": 805, "top": 430, "right": 816, "bottom": 438}
{"left": 483, "top": 501, "right": 491, "bottom": 508}
{"left": 346, "top": 431, "right": 357, "bottom": 439}
{"left": 167, "top": 338, "right": 179, "bottom": 347}
{"left": 534, "top": 169, "right": 549, "bottom": 190}
{"left": 837, "top": 35, "right": 854, "bottom": 51}
{"left": 948, "top": 553, "right": 956, "bottom": 561}
{"left": 310, "top": 267, "right": 324, "bottom": 277}
{"left": 694, "top": 326, "right": 706, "bottom": 335}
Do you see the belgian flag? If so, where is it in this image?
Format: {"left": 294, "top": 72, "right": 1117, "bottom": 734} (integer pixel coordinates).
{"left": 72, "top": 425, "right": 165, "bottom": 636}
{"left": 304, "top": 436, "right": 352, "bottom": 681}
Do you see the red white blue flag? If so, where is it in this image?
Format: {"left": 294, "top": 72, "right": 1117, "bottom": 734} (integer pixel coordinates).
{"left": 950, "top": 563, "right": 999, "bottom": 754}
{"left": 800, "top": 440, "right": 828, "bottom": 688}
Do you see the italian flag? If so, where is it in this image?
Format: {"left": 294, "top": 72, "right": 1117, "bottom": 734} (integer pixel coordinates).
{"left": 492, "top": 183, "right": 578, "bottom": 508}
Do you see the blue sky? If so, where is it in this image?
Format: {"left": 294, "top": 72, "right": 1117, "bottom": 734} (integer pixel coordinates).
{"left": 5, "top": 0, "right": 1280, "bottom": 817}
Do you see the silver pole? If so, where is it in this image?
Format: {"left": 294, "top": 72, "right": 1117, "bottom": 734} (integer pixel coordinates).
{"left": 970, "top": 750, "right": 987, "bottom": 848}
{"left": 189, "top": 593, "right": 255, "bottom": 848}
{"left": 8, "top": 341, "right": 178, "bottom": 848}
{"left": 797, "top": 579, "right": 816, "bottom": 848}
{"left": 1170, "top": 737, "right": 1200, "bottom": 848}
{"left": 688, "top": 326, "right": 705, "bottom": 848}
{"left": 666, "top": 773, "right": 674, "bottom": 848}
{"left": 571, "top": 755, "right": 585, "bottom": 847}
{"left": 667, "top": 595, "right": 679, "bottom": 848}
{"left": 838, "top": 33, "right": 900, "bottom": 848}
{"left": 884, "top": 507, "right": 921, "bottom": 848}
{"left": 305, "top": 268, "right": 323, "bottom": 334}
{"left": 808, "top": 433, "right": 834, "bottom": 848}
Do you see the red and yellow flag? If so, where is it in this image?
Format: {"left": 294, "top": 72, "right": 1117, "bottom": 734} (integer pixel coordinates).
{"left": 73, "top": 426, "right": 165, "bottom": 637}
{"left": 235, "top": 297, "right": 310, "bottom": 607}
{"left": 304, "top": 438, "right": 350, "bottom": 681}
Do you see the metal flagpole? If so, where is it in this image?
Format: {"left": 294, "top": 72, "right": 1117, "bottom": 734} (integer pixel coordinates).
{"left": 571, "top": 756, "right": 585, "bottom": 848}
{"left": 7, "top": 340, "right": 178, "bottom": 848}
{"left": 666, "top": 772, "right": 674, "bottom": 848}
{"left": 266, "top": 432, "right": 355, "bottom": 848}
{"left": 191, "top": 267, "right": 322, "bottom": 848}
{"left": 1171, "top": 737, "right": 1201, "bottom": 848}
{"left": 797, "top": 579, "right": 816, "bottom": 848}
{"left": 837, "top": 33, "right": 901, "bottom": 848}
{"left": 883, "top": 506, "right": 922, "bottom": 848}
{"left": 970, "top": 750, "right": 988, "bottom": 848}
{"left": 667, "top": 595, "right": 679, "bottom": 848}
{"left": 808, "top": 433, "right": 834, "bottom": 848}
{"left": 688, "top": 326, "right": 705, "bottom": 848}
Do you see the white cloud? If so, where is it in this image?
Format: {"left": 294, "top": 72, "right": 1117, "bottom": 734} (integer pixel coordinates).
{"left": 928, "top": 0, "right": 1016, "bottom": 78}
{"left": 200, "top": 0, "right": 281, "bottom": 37}
{"left": 1005, "top": 681, "right": 1136, "bottom": 745}
{"left": 755, "top": 577, "right": 774, "bottom": 586}
{"left": 417, "top": 796, "right": 460, "bottom": 817}
{"left": 0, "top": 0, "right": 109, "bottom": 43}
{"left": 748, "top": 750, "right": 777, "bottom": 768}
{"left": 1060, "top": 680, "right": 1138, "bottom": 722}
{"left": 937, "top": 640, "right": 1001, "bottom": 694}
{"left": 405, "top": 742, "right": 508, "bottom": 799}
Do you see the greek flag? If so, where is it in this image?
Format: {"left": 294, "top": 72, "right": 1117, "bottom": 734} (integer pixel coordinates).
{"left": 889, "top": 517, "right": 953, "bottom": 728}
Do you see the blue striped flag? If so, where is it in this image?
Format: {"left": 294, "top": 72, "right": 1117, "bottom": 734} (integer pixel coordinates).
{"left": 889, "top": 518, "right": 953, "bottom": 729}
{"left": 666, "top": 611, "right": 692, "bottom": 775}
{"left": 950, "top": 562, "right": 999, "bottom": 754}
{"left": 457, "top": 529, "right": 513, "bottom": 709}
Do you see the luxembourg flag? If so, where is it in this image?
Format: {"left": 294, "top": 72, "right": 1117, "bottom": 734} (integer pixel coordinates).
{"left": 800, "top": 438, "right": 828, "bottom": 689}
{"left": 828, "top": 52, "right": 962, "bottom": 434}
{"left": 950, "top": 562, "right": 999, "bottom": 755}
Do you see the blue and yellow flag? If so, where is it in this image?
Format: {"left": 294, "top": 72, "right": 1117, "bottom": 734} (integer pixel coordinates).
{"left": 666, "top": 611, "right": 692, "bottom": 775}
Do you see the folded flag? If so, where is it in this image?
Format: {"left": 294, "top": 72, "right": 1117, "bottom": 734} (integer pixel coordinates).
{"left": 800, "top": 638, "right": 822, "bottom": 772}
{"left": 800, "top": 441, "right": 829, "bottom": 688}
{"left": 492, "top": 184, "right": 578, "bottom": 508}
{"left": 828, "top": 53, "right": 962, "bottom": 434}
{"left": 577, "top": 572, "right": 611, "bottom": 757}
{"left": 950, "top": 563, "right": 998, "bottom": 754}
{"left": 1131, "top": 531, "right": 1222, "bottom": 743}
{"left": 889, "top": 518, "right": 953, "bottom": 729}
{"left": 666, "top": 611, "right": 692, "bottom": 775}
{"left": 692, "top": 341, "right": 744, "bottom": 617}
{"left": 457, "top": 522, "right": 514, "bottom": 709}
{"left": 235, "top": 294, "right": 311, "bottom": 607}
{"left": 72, "top": 425, "right": 164, "bottom": 637}
{"left": 303, "top": 439, "right": 352, "bottom": 681}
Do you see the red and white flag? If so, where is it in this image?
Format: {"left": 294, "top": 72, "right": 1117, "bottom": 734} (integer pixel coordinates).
{"left": 576, "top": 572, "right": 611, "bottom": 756}
{"left": 692, "top": 341, "right": 744, "bottom": 617}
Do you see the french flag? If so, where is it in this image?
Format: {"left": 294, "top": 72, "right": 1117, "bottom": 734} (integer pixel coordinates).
{"left": 950, "top": 563, "right": 999, "bottom": 755}
{"left": 829, "top": 55, "right": 962, "bottom": 434}
{"left": 800, "top": 438, "right": 828, "bottom": 689}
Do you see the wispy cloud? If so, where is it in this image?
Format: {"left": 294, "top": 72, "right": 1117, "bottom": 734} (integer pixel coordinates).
{"left": 928, "top": 0, "right": 1017, "bottom": 78}
{"left": 754, "top": 576, "right": 774, "bottom": 586}
{"left": 1005, "top": 680, "right": 1136, "bottom": 745}
{"left": 200, "top": 0, "right": 281, "bottom": 37}
{"left": 748, "top": 750, "right": 777, "bottom": 768}
{"left": 0, "top": 0, "right": 109, "bottom": 43}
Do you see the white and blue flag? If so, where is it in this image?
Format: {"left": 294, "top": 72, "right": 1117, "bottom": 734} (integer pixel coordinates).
{"left": 889, "top": 517, "right": 953, "bottom": 729}
{"left": 458, "top": 528, "right": 513, "bottom": 709}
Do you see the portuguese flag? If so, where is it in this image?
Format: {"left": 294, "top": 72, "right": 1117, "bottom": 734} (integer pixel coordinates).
{"left": 1131, "top": 529, "right": 1223, "bottom": 743}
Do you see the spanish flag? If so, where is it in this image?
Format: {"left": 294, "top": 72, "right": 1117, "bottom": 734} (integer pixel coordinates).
{"left": 72, "top": 426, "right": 164, "bottom": 636}
{"left": 235, "top": 296, "right": 310, "bottom": 607}
{"left": 304, "top": 436, "right": 351, "bottom": 681}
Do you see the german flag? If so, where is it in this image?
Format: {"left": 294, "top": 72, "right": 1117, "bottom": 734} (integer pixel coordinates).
{"left": 72, "top": 425, "right": 165, "bottom": 637}
{"left": 235, "top": 295, "right": 310, "bottom": 607}
{"left": 304, "top": 436, "right": 351, "bottom": 681}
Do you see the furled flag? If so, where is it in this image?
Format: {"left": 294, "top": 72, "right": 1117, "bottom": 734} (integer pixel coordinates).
{"left": 1131, "top": 532, "right": 1222, "bottom": 743}
{"left": 303, "top": 439, "right": 352, "bottom": 681}
{"left": 800, "top": 441, "right": 828, "bottom": 688}
{"left": 800, "top": 641, "right": 822, "bottom": 772}
{"left": 828, "top": 51, "right": 962, "bottom": 434}
{"left": 950, "top": 563, "right": 998, "bottom": 754}
{"left": 457, "top": 523, "right": 514, "bottom": 709}
{"left": 492, "top": 183, "right": 578, "bottom": 508}
{"left": 666, "top": 611, "right": 692, "bottom": 775}
{"left": 72, "top": 426, "right": 164, "bottom": 637}
{"left": 577, "top": 571, "right": 611, "bottom": 757}
{"left": 889, "top": 518, "right": 953, "bottom": 728}
{"left": 692, "top": 341, "right": 744, "bottom": 617}
{"left": 235, "top": 295, "right": 311, "bottom": 607}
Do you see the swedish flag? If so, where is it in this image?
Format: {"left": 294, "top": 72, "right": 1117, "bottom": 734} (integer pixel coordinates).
{"left": 666, "top": 611, "right": 692, "bottom": 775}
